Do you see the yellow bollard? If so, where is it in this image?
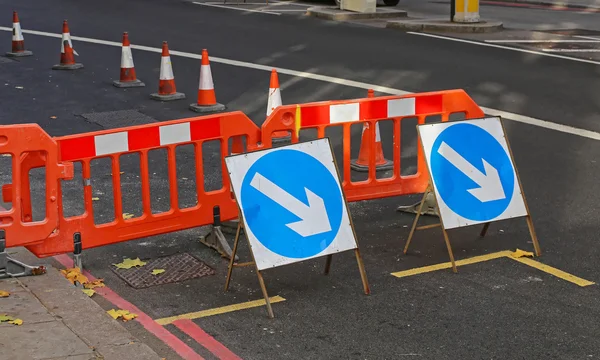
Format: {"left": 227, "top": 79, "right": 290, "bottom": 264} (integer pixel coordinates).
{"left": 452, "top": 0, "right": 480, "bottom": 23}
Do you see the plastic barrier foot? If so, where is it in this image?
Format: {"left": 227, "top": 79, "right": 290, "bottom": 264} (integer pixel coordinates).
{"left": 349, "top": 158, "right": 394, "bottom": 172}
{"left": 73, "top": 233, "right": 83, "bottom": 270}
{"left": 199, "top": 225, "right": 239, "bottom": 261}
{"left": 113, "top": 79, "right": 145, "bottom": 88}
{"left": 189, "top": 102, "right": 226, "bottom": 114}
{"left": 0, "top": 232, "right": 46, "bottom": 279}
{"left": 396, "top": 192, "right": 439, "bottom": 217}
{"left": 52, "top": 63, "right": 84, "bottom": 70}
{"left": 6, "top": 50, "right": 33, "bottom": 57}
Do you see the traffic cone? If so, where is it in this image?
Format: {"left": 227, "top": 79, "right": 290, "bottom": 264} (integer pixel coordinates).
{"left": 189, "top": 49, "right": 226, "bottom": 113}
{"left": 6, "top": 11, "right": 32, "bottom": 57}
{"left": 150, "top": 41, "right": 185, "bottom": 101}
{"left": 52, "top": 20, "right": 83, "bottom": 70}
{"left": 350, "top": 89, "right": 393, "bottom": 172}
{"left": 113, "top": 32, "right": 144, "bottom": 88}
{"left": 267, "top": 69, "right": 291, "bottom": 144}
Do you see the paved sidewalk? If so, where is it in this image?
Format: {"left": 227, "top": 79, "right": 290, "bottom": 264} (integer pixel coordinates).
{"left": 0, "top": 249, "right": 163, "bottom": 360}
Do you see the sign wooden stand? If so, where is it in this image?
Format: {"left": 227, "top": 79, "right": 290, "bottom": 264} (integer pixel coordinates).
{"left": 403, "top": 118, "right": 542, "bottom": 272}
{"left": 224, "top": 213, "right": 370, "bottom": 319}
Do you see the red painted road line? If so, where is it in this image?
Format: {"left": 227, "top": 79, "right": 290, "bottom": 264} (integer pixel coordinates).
{"left": 173, "top": 319, "right": 243, "bottom": 360}
{"left": 54, "top": 254, "right": 206, "bottom": 360}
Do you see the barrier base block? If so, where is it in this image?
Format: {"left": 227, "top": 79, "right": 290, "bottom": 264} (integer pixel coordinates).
{"left": 113, "top": 79, "right": 146, "bottom": 88}
{"left": 150, "top": 92, "right": 186, "bottom": 101}
{"left": 189, "top": 102, "right": 226, "bottom": 114}
{"left": 52, "top": 63, "right": 84, "bottom": 70}
{"left": 199, "top": 225, "right": 239, "bottom": 261}
{"left": 396, "top": 192, "right": 439, "bottom": 217}
{"left": 6, "top": 50, "right": 33, "bottom": 57}
{"left": 0, "top": 239, "right": 47, "bottom": 279}
{"left": 350, "top": 158, "right": 394, "bottom": 172}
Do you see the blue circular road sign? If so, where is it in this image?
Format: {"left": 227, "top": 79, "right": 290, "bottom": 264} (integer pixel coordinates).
{"left": 430, "top": 123, "right": 515, "bottom": 222}
{"left": 240, "top": 149, "right": 344, "bottom": 258}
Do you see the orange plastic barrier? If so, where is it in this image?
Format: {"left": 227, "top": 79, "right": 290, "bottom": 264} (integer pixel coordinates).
{"left": 0, "top": 124, "right": 73, "bottom": 247}
{"left": 17, "top": 112, "right": 260, "bottom": 257}
{"left": 261, "top": 89, "right": 485, "bottom": 202}
{"left": 0, "top": 89, "right": 484, "bottom": 258}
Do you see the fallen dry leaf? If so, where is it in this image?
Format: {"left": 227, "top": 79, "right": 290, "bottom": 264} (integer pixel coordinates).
{"left": 152, "top": 269, "right": 165, "bottom": 276}
{"left": 113, "top": 258, "right": 146, "bottom": 270}
{"left": 0, "top": 314, "right": 13, "bottom": 322}
{"left": 511, "top": 249, "right": 534, "bottom": 259}
{"left": 0, "top": 290, "right": 9, "bottom": 298}
{"left": 92, "top": 197, "right": 100, "bottom": 201}
{"left": 107, "top": 309, "right": 138, "bottom": 322}
{"left": 82, "top": 289, "right": 95, "bottom": 297}
{"left": 123, "top": 213, "right": 134, "bottom": 220}
{"left": 50, "top": 116, "right": 57, "bottom": 119}
{"left": 15, "top": 86, "right": 23, "bottom": 89}
{"left": 83, "top": 279, "right": 105, "bottom": 289}
{"left": 9, "top": 319, "right": 23, "bottom": 326}
{"left": 60, "top": 267, "right": 89, "bottom": 285}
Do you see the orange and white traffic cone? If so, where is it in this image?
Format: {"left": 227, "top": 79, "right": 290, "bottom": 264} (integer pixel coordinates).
{"left": 189, "top": 49, "right": 225, "bottom": 113}
{"left": 6, "top": 11, "right": 32, "bottom": 57}
{"left": 150, "top": 41, "right": 185, "bottom": 101}
{"left": 350, "top": 89, "right": 393, "bottom": 172}
{"left": 113, "top": 32, "right": 144, "bottom": 88}
{"left": 267, "top": 69, "right": 291, "bottom": 144}
{"left": 52, "top": 20, "right": 83, "bottom": 70}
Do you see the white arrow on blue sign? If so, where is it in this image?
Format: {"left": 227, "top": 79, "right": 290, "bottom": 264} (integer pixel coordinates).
{"left": 418, "top": 117, "right": 528, "bottom": 229}
{"left": 225, "top": 138, "right": 357, "bottom": 270}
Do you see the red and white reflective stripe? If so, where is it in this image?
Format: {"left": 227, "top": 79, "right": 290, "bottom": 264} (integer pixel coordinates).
{"left": 199, "top": 65, "right": 214, "bottom": 90}
{"left": 120, "top": 46, "right": 134, "bottom": 69}
{"left": 59, "top": 118, "right": 221, "bottom": 161}
{"left": 300, "top": 94, "right": 444, "bottom": 127}
{"left": 160, "top": 56, "right": 174, "bottom": 80}
{"left": 160, "top": 123, "right": 191, "bottom": 145}
{"left": 266, "top": 87, "right": 282, "bottom": 116}
{"left": 12, "top": 22, "right": 23, "bottom": 41}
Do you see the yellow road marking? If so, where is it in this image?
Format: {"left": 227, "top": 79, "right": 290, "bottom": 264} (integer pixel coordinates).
{"left": 391, "top": 251, "right": 512, "bottom": 278}
{"left": 510, "top": 257, "right": 595, "bottom": 287}
{"left": 391, "top": 250, "right": 595, "bottom": 288}
{"left": 155, "top": 296, "right": 286, "bottom": 325}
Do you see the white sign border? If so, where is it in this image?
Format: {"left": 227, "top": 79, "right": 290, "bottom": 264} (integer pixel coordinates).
{"left": 224, "top": 138, "right": 358, "bottom": 271}
{"left": 417, "top": 116, "right": 528, "bottom": 229}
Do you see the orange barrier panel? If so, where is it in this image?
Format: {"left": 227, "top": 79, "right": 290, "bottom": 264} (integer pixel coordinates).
{"left": 261, "top": 89, "right": 485, "bottom": 202}
{"left": 23, "top": 112, "right": 260, "bottom": 257}
{"left": 0, "top": 124, "right": 73, "bottom": 247}
{"left": 0, "top": 89, "right": 484, "bottom": 258}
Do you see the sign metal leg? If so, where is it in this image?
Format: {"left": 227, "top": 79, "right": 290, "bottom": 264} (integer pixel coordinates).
{"left": 526, "top": 215, "right": 542, "bottom": 256}
{"left": 354, "top": 249, "right": 370, "bottom": 295}
{"left": 224, "top": 221, "right": 243, "bottom": 292}
{"left": 404, "top": 188, "right": 430, "bottom": 254}
{"left": 324, "top": 255, "right": 333, "bottom": 275}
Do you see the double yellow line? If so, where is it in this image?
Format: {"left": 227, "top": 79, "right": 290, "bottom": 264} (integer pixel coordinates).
{"left": 391, "top": 250, "right": 595, "bottom": 287}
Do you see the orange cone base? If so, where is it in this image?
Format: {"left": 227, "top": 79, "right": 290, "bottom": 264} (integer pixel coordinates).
{"left": 189, "top": 102, "right": 226, "bottom": 114}
{"left": 350, "top": 158, "right": 393, "bottom": 172}
{"left": 6, "top": 50, "right": 32, "bottom": 57}
{"left": 52, "top": 62, "right": 83, "bottom": 70}
{"left": 113, "top": 79, "right": 145, "bottom": 88}
{"left": 150, "top": 92, "right": 186, "bottom": 101}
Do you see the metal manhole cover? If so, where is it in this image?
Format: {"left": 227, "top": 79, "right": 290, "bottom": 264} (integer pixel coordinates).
{"left": 111, "top": 253, "right": 216, "bottom": 289}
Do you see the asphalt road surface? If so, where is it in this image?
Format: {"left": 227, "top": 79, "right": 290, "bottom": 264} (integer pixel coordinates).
{"left": 2, "top": 0, "right": 600, "bottom": 359}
